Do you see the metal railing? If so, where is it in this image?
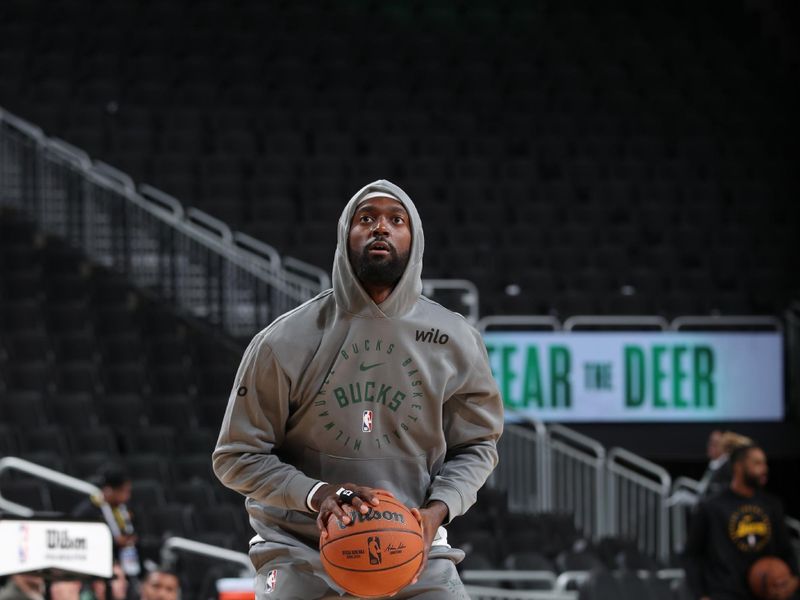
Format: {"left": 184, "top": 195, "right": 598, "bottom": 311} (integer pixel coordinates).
{"left": 0, "top": 456, "right": 100, "bottom": 517}
{"left": 0, "top": 106, "right": 329, "bottom": 339}
{"left": 490, "top": 420, "right": 549, "bottom": 513}
{"left": 477, "top": 315, "right": 561, "bottom": 332}
{"left": 161, "top": 537, "right": 254, "bottom": 576}
{"left": 465, "top": 587, "right": 576, "bottom": 600}
{"left": 670, "top": 315, "right": 783, "bottom": 332}
{"left": 422, "top": 278, "right": 481, "bottom": 325}
{"left": 488, "top": 422, "right": 670, "bottom": 558}
{"left": 563, "top": 315, "right": 669, "bottom": 331}
{"left": 667, "top": 476, "right": 702, "bottom": 555}
{"left": 545, "top": 425, "right": 606, "bottom": 541}
{"left": 606, "top": 447, "right": 672, "bottom": 564}
{"left": 1, "top": 105, "right": 483, "bottom": 338}
{"left": 462, "top": 570, "right": 557, "bottom": 589}
{"left": 477, "top": 314, "right": 784, "bottom": 333}
{"left": 464, "top": 585, "right": 578, "bottom": 600}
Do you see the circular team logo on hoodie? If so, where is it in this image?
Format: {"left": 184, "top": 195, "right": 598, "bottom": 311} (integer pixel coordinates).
{"left": 728, "top": 505, "right": 772, "bottom": 552}
{"left": 314, "top": 337, "right": 425, "bottom": 452}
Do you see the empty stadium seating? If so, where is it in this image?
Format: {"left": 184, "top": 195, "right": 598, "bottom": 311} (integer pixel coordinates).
{"left": 2, "top": 1, "right": 799, "bottom": 597}
{"left": 0, "top": 210, "right": 244, "bottom": 571}
{"left": 1, "top": 0, "right": 797, "bottom": 317}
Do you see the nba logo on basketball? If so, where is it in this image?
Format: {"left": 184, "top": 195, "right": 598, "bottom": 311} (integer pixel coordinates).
{"left": 362, "top": 410, "right": 373, "bottom": 432}
{"left": 265, "top": 569, "right": 277, "bottom": 594}
{"left": 367, "top": 536, "right": 382, "bottom": 565}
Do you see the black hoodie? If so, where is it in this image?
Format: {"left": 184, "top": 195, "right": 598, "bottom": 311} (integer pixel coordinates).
{"left": 684, "top": 488, "right": 798, "bottom": 600}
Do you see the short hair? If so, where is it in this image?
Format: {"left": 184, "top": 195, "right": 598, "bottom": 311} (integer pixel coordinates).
{"left": 144, "top": 567, "right": 179, "bottom": 581}
{"left": 99, "top": 464, "right": 130, "bottom": 489}
{"left": 730, "top": 443, "right": 761, "bottom": 466}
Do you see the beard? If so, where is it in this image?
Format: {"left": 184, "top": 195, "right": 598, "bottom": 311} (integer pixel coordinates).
{"left": 743, "top": 471, "right": 765, "bottom": 489}
{"left": 351, "top": 241, "right": 409, "bottom": 288}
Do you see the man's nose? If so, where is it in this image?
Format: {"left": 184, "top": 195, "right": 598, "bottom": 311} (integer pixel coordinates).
{"left": 371, "top": 216, "right": 390, "bottom": 235}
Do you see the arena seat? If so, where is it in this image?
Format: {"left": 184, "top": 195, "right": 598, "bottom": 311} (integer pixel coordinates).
{"left": 1, "top": 0, "right": 796, "bottom": 317}
{"left": 577, "top": 569, "right": 623, "bottom": 600}
{"left": 502, "top": 552, "right": 558, "bottom": 590}
{"left": 0, "top": 480, "right": 54, "bottom": 513}
{"left": 2, "top": 0, "right": 798, "bottom": 587}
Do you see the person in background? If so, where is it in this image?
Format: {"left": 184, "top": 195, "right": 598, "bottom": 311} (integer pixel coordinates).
{"left": 698, "top": 431, "right": 753, "bottom": 500}
{"left": 80, "top": 563, "right": 128, "bottom": 600}
{"left": 685, "top": 444, "right": 799, "bottom": 600}
{"left": 72, "top": 465, "right": 140, "bottom": 581}
{"left": 0, "top": 575, "right": 45, "bottom": 600}
{"left": 48, "top": 582, "right": 81, "bottom": 600}
{"left": 138, "top": 570, "right": 179, "bottom": 600}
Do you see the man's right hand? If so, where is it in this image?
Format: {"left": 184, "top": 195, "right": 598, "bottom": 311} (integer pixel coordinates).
{"left": 312, "top": 483, "right": 384, "bottom": 537}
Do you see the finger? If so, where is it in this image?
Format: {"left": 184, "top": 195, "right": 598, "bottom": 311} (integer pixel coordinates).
{"left": 355, "top": 487, "right": 381, "bottom": 506}
{"left": 351, "top": 496, "right": 370, "bottom": 514}
{"left": 410, "top": 507, "right": 423, "bottom": 524}
{"left": 372, "top": 488, "right": 395, "bottom": 498}
{"left": 317, "top": 511, "right": 329, "bottom": 532}
{"left": 331, "top": 502, "right": 352, "bottom": 525}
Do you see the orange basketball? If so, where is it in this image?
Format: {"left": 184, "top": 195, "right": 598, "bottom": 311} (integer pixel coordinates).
{"left": 748, "top": 556, "right": 792, "bottom": 599}
{"left": 320, "top": 492, "right": 424, "bottom": 598}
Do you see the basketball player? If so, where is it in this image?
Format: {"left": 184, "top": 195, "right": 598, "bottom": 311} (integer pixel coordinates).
{"left": 213, "top": 180, "right": 503, "bottom": 599}
{"left": 684, "top": 444, "right": 799, "bottom": 600}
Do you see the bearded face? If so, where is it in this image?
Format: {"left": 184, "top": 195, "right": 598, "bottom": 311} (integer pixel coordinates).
{"left": 350, "top": 235, "right": 409, "bottom": 287}
{"left": 348, "top": 197, "right": 412, "bottom": 291}
{"left": 738, "top": 447, "right": 768, "bottom": 489}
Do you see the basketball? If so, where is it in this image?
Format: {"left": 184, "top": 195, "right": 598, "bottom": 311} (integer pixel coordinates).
{"left": 320, "top": 492, "right": 424, "bottom": 598}
{"left": 748, "top": 556, "right": 792, "bottom": 599}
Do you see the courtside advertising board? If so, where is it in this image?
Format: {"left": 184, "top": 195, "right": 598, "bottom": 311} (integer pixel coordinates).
{"left": 483, "top": 332, "right": 784, "bottom": 422}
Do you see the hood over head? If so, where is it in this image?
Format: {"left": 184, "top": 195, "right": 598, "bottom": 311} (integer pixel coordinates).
{"left": 332, "top": 179, "right": 424, "bottom": 318}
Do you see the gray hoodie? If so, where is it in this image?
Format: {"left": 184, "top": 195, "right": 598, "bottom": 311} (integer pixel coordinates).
{"left": 213, "top": 179, "right": 503, "bottom": 546}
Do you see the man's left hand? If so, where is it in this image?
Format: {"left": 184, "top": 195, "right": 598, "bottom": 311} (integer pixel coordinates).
{"left": 409, "top": 501, "right": 449, "bottom": 586}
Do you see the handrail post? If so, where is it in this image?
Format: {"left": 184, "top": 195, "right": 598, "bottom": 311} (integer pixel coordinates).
{"left": 160, "top": 537, "right": 254, "bottom": 576}
{"left": 0, "top": 457, "right": 102, "bottom": 516}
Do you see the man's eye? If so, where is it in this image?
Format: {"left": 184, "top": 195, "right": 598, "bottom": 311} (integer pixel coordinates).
{"left": 360, "top": 216, "right": 373, "bottom": 223}
{"left": 393, "top": 217, "right": 404, "bottom": 224}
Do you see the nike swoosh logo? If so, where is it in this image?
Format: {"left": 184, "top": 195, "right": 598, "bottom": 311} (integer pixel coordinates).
{"left": 360, "top": 361, "right": 385, "bottom": 372}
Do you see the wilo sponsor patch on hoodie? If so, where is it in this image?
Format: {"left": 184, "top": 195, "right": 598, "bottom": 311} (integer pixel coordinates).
{"left": 415, "top": 328, "right": 449, "bottom": 344}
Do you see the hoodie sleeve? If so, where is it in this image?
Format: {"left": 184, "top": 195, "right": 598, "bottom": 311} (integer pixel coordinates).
{"left": 212, "top": 333, "right": 321, "bottom": 512}
{"left": 426, "top": 331, "right": 503, "bottom": 523}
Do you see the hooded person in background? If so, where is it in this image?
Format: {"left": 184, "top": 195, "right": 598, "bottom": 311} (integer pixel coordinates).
{"left": 213, "top": 180, "right": 504, "bottom": 599}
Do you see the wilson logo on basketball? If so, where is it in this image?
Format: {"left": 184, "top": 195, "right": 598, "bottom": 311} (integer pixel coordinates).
{"left": 336, "top": 508, "right": 406, "bottom": 530}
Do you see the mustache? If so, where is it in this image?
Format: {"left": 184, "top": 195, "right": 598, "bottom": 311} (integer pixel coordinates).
{"left": 366, "top": 237, "right": 396, "bottom": 253}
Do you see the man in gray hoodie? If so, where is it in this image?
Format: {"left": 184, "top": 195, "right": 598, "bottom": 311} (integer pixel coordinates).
{"left": 213, "top": 180, "right": 503, "bottom": 599}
